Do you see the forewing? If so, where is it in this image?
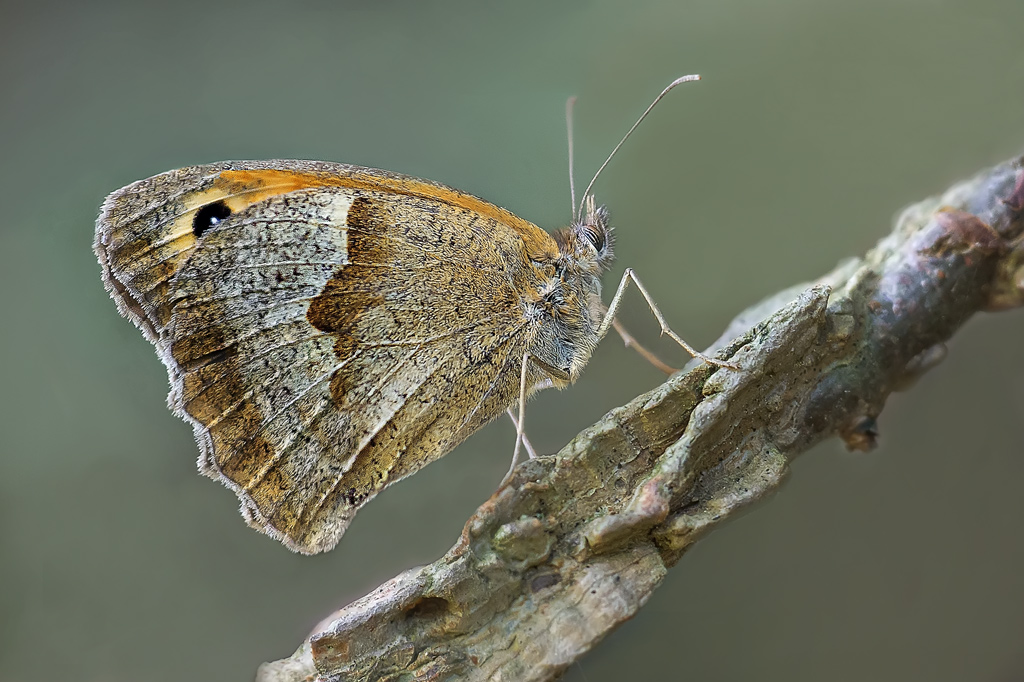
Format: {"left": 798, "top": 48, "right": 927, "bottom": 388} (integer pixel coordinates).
{"left": 95, "top": 161, "right": 550, "bottom": 553}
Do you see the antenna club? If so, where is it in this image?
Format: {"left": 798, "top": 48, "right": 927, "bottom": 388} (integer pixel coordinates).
{"left": 671, "top": 74, "right": 701, "bottom": 86}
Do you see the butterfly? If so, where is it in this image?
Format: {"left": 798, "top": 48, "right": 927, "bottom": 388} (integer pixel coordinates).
{"left": 94, "top": 76, "right": 726, "bottom": 554}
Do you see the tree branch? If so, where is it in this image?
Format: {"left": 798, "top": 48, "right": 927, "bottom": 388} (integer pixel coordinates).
{"left": 257, "top": 155, "right": 1024, "bottom": 682}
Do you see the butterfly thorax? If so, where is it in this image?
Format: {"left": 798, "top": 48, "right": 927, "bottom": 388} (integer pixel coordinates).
{"left": 525, "top": 202, "right": 614, "bottom": 388}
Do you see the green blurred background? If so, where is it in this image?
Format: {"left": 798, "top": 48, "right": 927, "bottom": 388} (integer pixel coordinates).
{"left": 3, "top": 1, "right": 1023, "bottom": 680}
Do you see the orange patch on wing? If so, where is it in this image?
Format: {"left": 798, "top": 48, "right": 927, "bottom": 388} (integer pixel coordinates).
{"left": 217, "top": 168, "right": 556, "bottom": 257}
{"left": 214, "top": 170, "right": 332, "bottom": 212}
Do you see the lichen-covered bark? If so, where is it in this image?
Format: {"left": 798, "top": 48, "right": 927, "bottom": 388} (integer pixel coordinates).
{"left": 257, "top": 156, "right": 1024, "bottom": 682}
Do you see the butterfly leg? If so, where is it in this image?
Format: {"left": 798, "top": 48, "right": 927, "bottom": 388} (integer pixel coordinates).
{"left": 612, "top": 318, "right": 677, "bottom": 375}
{"left": 598, "top": 268, "right": 739, "bottom": 370}
{"left": 506, "top": 409, "right": 539, "bottom": 459}
{"left": 501, "top": 352, "right": 533, "bottom": 486}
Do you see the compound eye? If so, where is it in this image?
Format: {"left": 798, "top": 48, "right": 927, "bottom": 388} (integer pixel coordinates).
{"left": 581, "top": 224, "right": 606, "bottom": 253}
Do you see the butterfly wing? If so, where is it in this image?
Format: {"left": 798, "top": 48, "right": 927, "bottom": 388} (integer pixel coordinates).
{"left": 95, "top": 160, "right": 558, "bottom": 553}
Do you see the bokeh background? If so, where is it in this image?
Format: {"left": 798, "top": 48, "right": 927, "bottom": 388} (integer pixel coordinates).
{"left": 3, "top": 1, "right": 1024, "bottom": 680}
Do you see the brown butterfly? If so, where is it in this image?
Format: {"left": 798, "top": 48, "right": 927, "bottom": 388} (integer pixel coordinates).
{"left": 94, "top": 76, "right": 726, "bottom": 554}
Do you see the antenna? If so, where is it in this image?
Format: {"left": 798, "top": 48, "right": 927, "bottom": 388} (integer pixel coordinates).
{"left": 577, "top": 74, "right": 701, "bottom": 220}
{"left": 566, "top": 95, "right": 578, "bottom": 221}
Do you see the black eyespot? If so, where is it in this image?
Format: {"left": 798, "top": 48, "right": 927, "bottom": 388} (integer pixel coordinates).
{"left": 581, "top": 224, "right": 606, "bottom": 252}
{"left": 192, "top": 201, "right": 232, "bottom": 237}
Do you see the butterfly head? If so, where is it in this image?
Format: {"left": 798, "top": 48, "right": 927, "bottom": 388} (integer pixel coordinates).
{"left": 559, "top": 194, "right": 614, "bottom": 276}
{"left": 538, "top": 194, "right": 614, "bottom": 382}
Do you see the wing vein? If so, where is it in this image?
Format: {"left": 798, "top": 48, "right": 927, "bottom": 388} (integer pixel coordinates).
{"left": 299, "top": 319, "right": 531, "bottom": 528}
